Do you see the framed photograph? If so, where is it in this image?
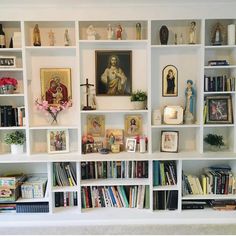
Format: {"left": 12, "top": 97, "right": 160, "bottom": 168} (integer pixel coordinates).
{"left": 126, "top": 138, "right": 137, "bottom": 152}
{"left": 205, "top": 95, "right": 233, "bottom": 124}
{"left": 161, "top": 131, "right": 179, "bottom": 153}
{"left": 163, "top": 106, "right": 184, "bottom": 125}
{"left": 0, "top": 56, "right": 16, "bottom": 68}
{"left": 124, "top": 115, "right": 142, "bottom": 136}
{"left": 162, "top": 65, "right": 178, "bottom": 97}
{"left": 95, "top": 50, "right": 132, "bottom": 96}
{"left": 87, "top": 115, "right": 105, "bottom": 137}
{"left": 40, "top": 68, "right": 72, "bottom": 105}
{"left": 47, "top": 129, "right": 69, "bottom": 153}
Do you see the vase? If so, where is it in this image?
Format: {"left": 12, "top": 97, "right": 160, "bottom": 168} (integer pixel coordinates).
{"left": 0, "top": 85, "right": 15, "bottom": 94}
{"left": 159, "top": 25, "right": 169, "bottom": 45}
{"left": 132, "top": 101, "right": 146, "bottom": 110}
{"left": 11, "top": 144, "right": 24, "bottom": 154}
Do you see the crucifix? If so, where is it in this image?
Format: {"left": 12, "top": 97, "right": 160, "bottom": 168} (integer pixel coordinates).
{"left": 80, "top": 78, "right": 95, "bottom": 110}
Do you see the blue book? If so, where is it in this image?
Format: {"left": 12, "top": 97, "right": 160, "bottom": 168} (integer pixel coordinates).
{"left": 153, "top": 161, "right": 160, "bottom": 186}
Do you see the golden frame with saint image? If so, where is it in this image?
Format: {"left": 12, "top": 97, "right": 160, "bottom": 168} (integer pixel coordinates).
{"left": 87, "top": 115, "right": 105, "bottom": 137}
{"left": 40, "top": 68, "right": 72, "bottom": 105}
{"left": 124, "top": 115, "right": 142, "bottom": 137}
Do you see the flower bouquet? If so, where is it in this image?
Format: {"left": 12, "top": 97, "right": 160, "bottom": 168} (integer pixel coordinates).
{"left": 35, "top": 97, "right": 72, "bottom": 124}
{"left": 0, "top": 77, "right": 18, "bottom": 94}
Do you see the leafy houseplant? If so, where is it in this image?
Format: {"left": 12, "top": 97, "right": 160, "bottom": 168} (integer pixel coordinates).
{"left": 130, "top": 90, "right": 147, "bottom": 110}
{"left": 204, "top": 134, "right": 225, "bottom": 150}
{"left": 4, "top": 131, "right": 26, "bottom": 154}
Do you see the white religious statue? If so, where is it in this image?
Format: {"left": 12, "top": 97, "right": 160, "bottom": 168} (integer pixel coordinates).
{"left": 184, "top": 80, "right": 195, "bottom": 124}
{"left": 189, "top": 21, "right": 196, "bottom": 44}
{"left": 64, "top": 29, "right": 70, "bottom": 46}
{"left": 107, "top": 24, "right": 114, "bottom": 40}
{"left": 86, "top": 25, "right": 96, "bottom": 40}
{"left": 48, "top": 29, "right": 55, "bottom": 46}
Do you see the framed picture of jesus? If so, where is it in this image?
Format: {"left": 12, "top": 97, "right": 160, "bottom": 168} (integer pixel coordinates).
{"left": 40, "top": 68, "right": 72, "bottom": 105}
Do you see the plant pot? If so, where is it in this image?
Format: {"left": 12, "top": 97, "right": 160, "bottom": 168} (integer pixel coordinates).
{"left": 0, "top": 85, "right": 15, "bottom": 94}
{"left": 132, "top": 101, "right": 146, "bottom": 110}
{"left": 11, "top": 144, "right": 24, "bottom": 154}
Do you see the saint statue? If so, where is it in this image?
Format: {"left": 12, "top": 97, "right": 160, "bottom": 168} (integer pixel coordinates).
{"left": 184, "top": 80, "right": 195, "bottom": 124}
{"left": 33, "top": 24, "right": 41, "bottom": 46}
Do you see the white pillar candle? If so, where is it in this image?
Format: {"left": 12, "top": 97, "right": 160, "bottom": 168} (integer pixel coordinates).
{"left": 228, "top": 24, "right": 235, "bottom": 45}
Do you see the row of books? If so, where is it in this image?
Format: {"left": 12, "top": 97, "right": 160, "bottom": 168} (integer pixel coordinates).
{"left": 0, "top": 105, "right": 25, "bottom": 127}
{"left": 204, "top": 75, "right": 235, "bottom": 92}
{"left": 53, "top": 162, "right": 77, "bottom": 187}
{"left": 182, "top": 165, "right": 236, "bottom": 195}
{"left": 153, "top": 161, "right": 177, "bottom": 186}
{"left": 153, "top": 190, "right": 178, "bottom": 210}
{"left": 81, "top": 185, "right": 150, "bottom": 209}
{"left": 0, "top": 203, "right": 16, "bottom": 213}
{"left": 208, "top": 60, "right": 229, "bottom": 66}
{"left": 21, "top": 175, "right": 48, "bottom": 199}
{"left": 55, "top": 192, "right": 78, "bottom": 207}
{"left": 81, "top": 161, "right": 148, "bottom": 180}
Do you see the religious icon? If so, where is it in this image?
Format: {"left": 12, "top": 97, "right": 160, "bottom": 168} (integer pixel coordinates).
{"left": 87, "top": 115, "right": 105, "bottom": 137}
{"left": 124, "top": 115, "right": 142, "bottom": 137}
{"left": 40, "top": 68, "right": 72, "bottom": 105}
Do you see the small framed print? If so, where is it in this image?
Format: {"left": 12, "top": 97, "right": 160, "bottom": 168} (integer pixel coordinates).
{"left": 205, "top": 95, "right": 233, "bottom": 124}
{"left": 126, "top": 138, "right": 137, "bottom": 152}
{"left": 162, "top": 65, "right": 178, "bottom": 97}
{"left": 0, "top": 56, "right": 16, "bottom": 68}
{"left": 47, "top": 129, "right": 69, "bottom": 153}
{"left": 161, "top": 131, "right": 179, "bottom": 153}
{"left": 87, "top": 115, "right": 105, "bottom": 137}
{"left": 163, "top": 106, "right": 184, "bottom": 125}
{"left": 124, "top": 115, "right": 142, "bottom": 136}
{"left": 106, "top": 129, "right": 124, "bottom": 146}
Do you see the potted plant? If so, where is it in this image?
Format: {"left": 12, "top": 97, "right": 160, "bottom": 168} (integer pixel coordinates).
{"left": 130, "top": 90, "right": 147, "bottom": 110}
{"left": 4, "top": 131, "right": 26, "bottom": 154}
{"left": 0, "top": 77, "right": 18, "bottom": 94}
{"left": 204, "top": 133, "right": 225, "bottom": 151}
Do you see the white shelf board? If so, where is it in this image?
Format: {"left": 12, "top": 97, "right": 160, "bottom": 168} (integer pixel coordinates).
{"left": 182, "top": 194, "right": 236, "bottom": 200}
{"left": 52, "top": 186, "right": 78, "bottom": 192}
{"left": 0, "top": 68, "right": 23, "bottom": 72}
{"left": 80, "top": 152, "right": 150, "bottom": 161}
{"left": 81, "top": 178, "right": 149, "bottom": 186}
{"left": 80, "top": 109, "right": 148, "bottom": 114}
{"left": 0, "top": 48, "right": 22, "bottom": 52}
{"left": 205, "top": 45, "right": 236, "bottom": 49}
{"left": 79, "top": 39, "right": 148, "bottom": 44}
{"left": 151, "top": 124, "right": 200, "bottom": 128}
{"left": 204, "top": 91, "right": 235, "bottom": 95}
{"left": 25, "top": 46, "right": 76, "bottom": 50}
{"left": 0, "top": 93, "right": 24, "bottom": 97}
{"left": 16, "top": 197, "right": 49, "bottom": 203}
{"left": 203, "top": 124, "right": 234, "bottom": 127}
{"left": 151, "top": 44, "right": 201, "bottom": 49}
{"left": 153, "top": 185, "right": 178, "bottom": 191}
{"left": 29, "top": 125, "right": 79, "bottom": 130}
{"left": 204, "top": 65, "right": 236, "bottom": 69}
{"left": 0, "top": 126, "right": 26, "bottom": 130}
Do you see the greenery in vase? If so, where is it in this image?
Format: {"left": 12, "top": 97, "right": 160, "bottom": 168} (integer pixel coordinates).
{"left": 204, "top": 134, "right": 224, "bottom": 148}
{"left": 130, "top": 90, "right": 147, "bottom": 102}
{"left": 4, "top": 131, "right": 26, "bottom": 145}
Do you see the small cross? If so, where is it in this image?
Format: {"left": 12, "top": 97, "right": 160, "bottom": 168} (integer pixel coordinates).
{"left": 80, "top": 78, "right": 95, "bottom": 110}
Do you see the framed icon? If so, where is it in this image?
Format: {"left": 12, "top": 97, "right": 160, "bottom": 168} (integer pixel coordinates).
{"left": 0, "top": 56, "right": 16, "bottom": 68}
{"left": 161, "top": 131, "right": 179, "bottom": 153}
{"left": 87, "top": 115, "right": 105, "bottom": 137}
{"left": 95, "top": 50, "right": 132, "bottom": 96}
{"left": 124, "top": 115, "right": 142, "bottom": 136}
{"left": 162, "top": 65, "right": 178, "bottom": 97}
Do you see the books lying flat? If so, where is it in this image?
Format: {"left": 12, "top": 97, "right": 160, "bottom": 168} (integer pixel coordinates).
{"left": 208, "top": 60, "right": 229, "bottom": 66}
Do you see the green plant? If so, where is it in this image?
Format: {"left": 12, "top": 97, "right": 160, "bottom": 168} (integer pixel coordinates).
{"left": 130, "top": 90, "right": 147, "bottom": 102}
{"left": 4, "top": 131, "right": 26, "bottom": 145}
{"left": 204, "top": 134, "right": 224, "bottom": 148}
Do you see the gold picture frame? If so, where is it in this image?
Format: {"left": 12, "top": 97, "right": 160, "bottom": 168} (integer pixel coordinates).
{"left": 40, "top": 68, "right": 72, "bottom": 105}
{"left": 124, "top": 115, "right": 142, "bottom": 136}
{"left": 87, "top": 115, "right": 105, "bottom": 137}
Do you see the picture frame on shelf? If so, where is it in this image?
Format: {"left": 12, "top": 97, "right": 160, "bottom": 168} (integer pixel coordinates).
{"left": 40, "top": 68, "right": 72, "bottom": 105}
{"left": 205, "top": 95, "right": 233, "bottom": 124}
{"left": 163, "top": 106, "right": 184, "bottom": 125}
{"left": 162, "top": 65, "right": 178, "bottom": 97}
{"left": 47, "top": 129, "right": 69, "bottom": 154}
{"left": 126, "top": 138, "right": 136, "bottom": 152}
{"left": 105, "top": 129, "right": 124, "bottom": 147}
{"left": 0, "top": 56, "right": 16, "bottom": 68}
{"left": 161, "top": 131, "right": 179, "bottom": 153}
{"left": 124, "top": 115, "right": 142, "bottom": 136}
{"left": 95, "top": 50, "right": 132, "bottom": 96}
{"left": 87, "top": 115, "right": 105, "bottom": 137}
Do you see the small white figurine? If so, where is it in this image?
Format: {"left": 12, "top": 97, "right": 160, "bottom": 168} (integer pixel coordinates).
{"left": 64, "top": 29, "right": 70, "bottom": 46}
{"left": 189, "top": 21, "right": 196, "bottom": 44}
{"left": 48, "top": 29, "right": 55, "bottom": 46}
{"left": 86, "top": 25, "right": 96, "bottom": 40}
{"left": 107, "top": 24, "right": 114, "bottom": 40}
